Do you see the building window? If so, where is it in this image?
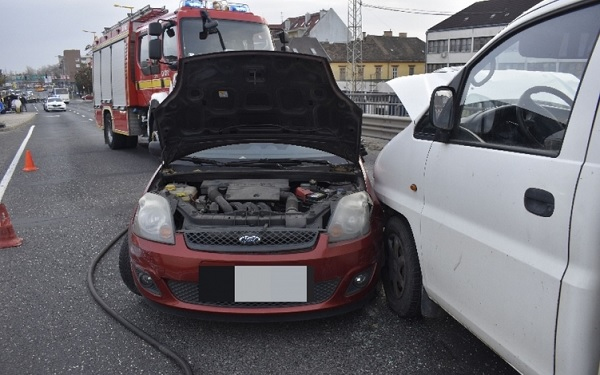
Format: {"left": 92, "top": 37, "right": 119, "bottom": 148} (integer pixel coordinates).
{"left": 375, "top": 66, "right": 382, "bottom": 80}
{"left": 339, "top": 67, "right": 346, "bottom": 81}
{"left": 426, "top": 63, "right": 446, "bottom": 73}
{"left": 473, "top": 36, "right": 493, "bottom": 52}
{"left": 427, "top": 39, "right": 448, "bottom": 54}
{"left": 391, "top": 66, "right": 398, "bottom": 78}
{"left": 358, "top": 65, "right": 364, "bottom": 80}
{"left": 450, "top": 38, "right": 472, "bottom": 53}
{"left": 408, "top": 65, "right": 415, "bottom": 75}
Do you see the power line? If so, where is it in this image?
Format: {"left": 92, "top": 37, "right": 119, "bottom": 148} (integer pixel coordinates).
{"left": 363, "top": 3, "right": 453, "bottom": 16}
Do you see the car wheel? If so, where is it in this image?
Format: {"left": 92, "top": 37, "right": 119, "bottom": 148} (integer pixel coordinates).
{"left": 382, "top": 216, "right": 422, "bottom": 317}
{"left": 104, "top": 112, "right": 127, "bottom": 149}
{"left": 118, "top": 238, "right": 140, "bottom": 295}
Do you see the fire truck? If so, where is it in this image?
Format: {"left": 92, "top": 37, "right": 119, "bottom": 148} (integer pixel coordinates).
{"left": 91, "top": 1, "right": 274, "bottom": 150}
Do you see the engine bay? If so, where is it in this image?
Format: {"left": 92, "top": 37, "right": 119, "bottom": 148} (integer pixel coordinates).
{"left": 156, "top": 178, "right": 364, "bottom": 229}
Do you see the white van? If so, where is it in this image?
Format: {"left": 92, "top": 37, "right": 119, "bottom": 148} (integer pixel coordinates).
{"left": 373, "top": 0, "right": 600, "bottom": 374}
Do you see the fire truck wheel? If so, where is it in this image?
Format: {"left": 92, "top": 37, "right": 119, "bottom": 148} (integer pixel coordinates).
{"left": 126, "top": 136, "right": 138, "bottom": 148}
{"left": 104, "top": 112, "right": 127, "bottom": 149}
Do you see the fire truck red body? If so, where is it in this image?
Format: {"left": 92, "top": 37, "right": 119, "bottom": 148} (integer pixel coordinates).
{"left": 91, "top": 1, "right": 273, "bottom": 149}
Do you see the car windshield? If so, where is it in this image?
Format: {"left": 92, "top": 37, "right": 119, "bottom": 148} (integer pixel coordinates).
{"left": 48, "top": 98, "right": 62, "bottom": 102}
{"left": 182, "top": 143, "right": 351, "bottom": 164}
{"left": 180, "top": 19, "right": 273, "bottom": 55}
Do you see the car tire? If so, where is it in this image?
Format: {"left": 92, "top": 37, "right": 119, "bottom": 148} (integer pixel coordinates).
{"left": 118, "top": 238, "right": 141, "bottom": 295}
{"left": 382, "top": 216, "right": 422, "bottom": 317}
{"left": 104, "top": 112, "right": 127, "bottom": 149}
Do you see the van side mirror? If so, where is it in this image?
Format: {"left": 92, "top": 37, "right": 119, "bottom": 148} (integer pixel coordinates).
{"left": 429, "top": 87, "right": 455, "bottom": 131}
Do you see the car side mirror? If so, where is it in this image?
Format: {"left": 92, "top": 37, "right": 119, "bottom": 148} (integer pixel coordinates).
{"left": 429, "top": 87, "right": 455, "bottom": 131}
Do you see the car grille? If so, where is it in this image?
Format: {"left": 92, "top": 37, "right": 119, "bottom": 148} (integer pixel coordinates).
{"left": 167, "top": 278, "right": 339, "bottom": 307}
{"left": 184, "top": 228, "right": 319, "bottom": 253}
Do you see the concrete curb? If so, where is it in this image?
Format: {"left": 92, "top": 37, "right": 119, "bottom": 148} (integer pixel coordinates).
{"left": 0, "top": 112, "right": 37, "bottom": 131}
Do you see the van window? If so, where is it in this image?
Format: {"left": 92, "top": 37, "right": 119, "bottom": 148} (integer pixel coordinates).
{"left": 450, "top": 4, "right": 600, "bottom": 156}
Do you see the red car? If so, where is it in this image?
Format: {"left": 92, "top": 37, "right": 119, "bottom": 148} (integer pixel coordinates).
{"left": 119, "top": 51, "right": 383, "bottom": 321}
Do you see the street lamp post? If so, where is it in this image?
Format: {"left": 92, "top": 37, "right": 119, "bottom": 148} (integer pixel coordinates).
{"left": 114, "top": 3, "right": 135, "bottom": 15}
{"left": 82, "top": 29, "right": 97, "bottom": 39}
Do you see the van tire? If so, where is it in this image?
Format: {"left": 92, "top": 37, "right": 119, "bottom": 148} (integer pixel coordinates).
{"left": 118, "top": 239, "right": 141, "bottom": 295}
{"left": 382, "top": 217, "right": 422, "bottom": 317}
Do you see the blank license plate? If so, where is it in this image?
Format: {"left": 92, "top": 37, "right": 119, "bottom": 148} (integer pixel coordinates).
{"left": 198, "top": 266, "right": 312, "bottom": 303}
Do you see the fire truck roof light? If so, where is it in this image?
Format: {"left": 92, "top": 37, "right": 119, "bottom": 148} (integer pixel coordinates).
{"left": 180, "top": 1, "right": 250, "bottom": 12}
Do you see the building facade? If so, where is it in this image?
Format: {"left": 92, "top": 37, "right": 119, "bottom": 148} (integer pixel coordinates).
{"left": 278, "top": 8, "right": 349, "bottom": 43}
{"left": 322, "top": 32, "right": 426, "bottom": 92}
{"left": 426, "top": 0, "right": 542, "bottom": 72}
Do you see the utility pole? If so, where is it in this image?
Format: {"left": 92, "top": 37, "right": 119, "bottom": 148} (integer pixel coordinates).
{"left": 347, "top": 0, "right": 363, "bottom": 93}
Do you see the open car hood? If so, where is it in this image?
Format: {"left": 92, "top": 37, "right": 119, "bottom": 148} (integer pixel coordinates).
{"left": 154, "top": 51, "right": 363, "bottom": 165}
{"left": 386, "top": 68, "right": 461, "bottom": 121}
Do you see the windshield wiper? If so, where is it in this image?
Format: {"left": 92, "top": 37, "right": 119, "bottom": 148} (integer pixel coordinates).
{"left": 179, "top": 157, "right": 347, "bottom": 169}
{"left": 179, "top": 156, "right": 225, "bottom": 166}
{"left": 224, "top": 158, "right": 338, "bottom": 167}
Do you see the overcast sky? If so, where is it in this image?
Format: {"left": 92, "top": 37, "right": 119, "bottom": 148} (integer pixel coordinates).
{"left": 2, "top": 0, "right": 479, "bottom": 73}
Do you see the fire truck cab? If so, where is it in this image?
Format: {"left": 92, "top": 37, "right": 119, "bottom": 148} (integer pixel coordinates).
{"left": 91, "top": 1, "right": 274, "bottom": 150}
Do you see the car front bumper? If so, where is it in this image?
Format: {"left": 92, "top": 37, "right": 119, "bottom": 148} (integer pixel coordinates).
{"left": 128, "top": 230, "right": 382, "bottom": 321}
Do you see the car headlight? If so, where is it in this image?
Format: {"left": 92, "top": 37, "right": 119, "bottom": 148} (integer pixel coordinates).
{"left": 133, "top": 193, "right": 175, "bottom": 244}
{"left": 327, "top": 191, "right": 371, "bottom": 243}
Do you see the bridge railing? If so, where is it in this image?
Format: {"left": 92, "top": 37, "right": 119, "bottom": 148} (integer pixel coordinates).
{"left": 344, "top": 92, "right": 412, "bottom": 140}
{"left": 345, "top": 92, "right": 408, "bottom": 117}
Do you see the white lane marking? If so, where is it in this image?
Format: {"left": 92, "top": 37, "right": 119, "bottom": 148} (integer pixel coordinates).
{"left": 0, "top": 125, "right": 36, "bottom": 203}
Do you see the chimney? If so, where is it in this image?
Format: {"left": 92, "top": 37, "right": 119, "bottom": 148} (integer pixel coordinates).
{"left": 305, "top": 12, "right": 311, "bottom": 25}
{"left": 384, "top": 30, "right": 393, "bottom": 37}
{"left": 398, "top": 32, "right": 407, "bottom": 38}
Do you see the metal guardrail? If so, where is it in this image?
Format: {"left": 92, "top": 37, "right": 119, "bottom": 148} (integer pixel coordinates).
{"left": 345, "top": 92, "right": 408, "bottom": 117}
{"left": 344, "top": 92, "right": 411, "bottom": 140}
{"left": 362, "top": 114, "right": 411, "bottom": 140}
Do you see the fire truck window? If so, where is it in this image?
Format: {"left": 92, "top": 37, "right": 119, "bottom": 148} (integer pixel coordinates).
{"left": 163, "top": 27, "right": 178, "bottom": 61}
{"left": 139, "top": 34, "right": 150, "bottom": 67}
{"left": 181, "top": 19, "right": 273, "bottom": 56}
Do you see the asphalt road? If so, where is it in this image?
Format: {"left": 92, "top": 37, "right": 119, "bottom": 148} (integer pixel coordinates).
{"left": 0, "top": 100, "right": 517, "bottom": 375}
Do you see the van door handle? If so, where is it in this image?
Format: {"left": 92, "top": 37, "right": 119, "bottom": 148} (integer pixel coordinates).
{"left": 524, "top": 188, "right": 554, "bottom": 217}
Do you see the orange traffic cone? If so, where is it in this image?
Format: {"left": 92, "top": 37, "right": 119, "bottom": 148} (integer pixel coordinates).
{"left": 0, "top": 203, "right": 23, "bottom": 249}
{"left": 23, "top": 150, "right": 38, "bottom": 172}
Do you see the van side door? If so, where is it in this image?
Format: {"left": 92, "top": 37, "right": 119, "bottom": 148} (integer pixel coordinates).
{"left": 421, "top": 4, "right": 600, "bottom": 374}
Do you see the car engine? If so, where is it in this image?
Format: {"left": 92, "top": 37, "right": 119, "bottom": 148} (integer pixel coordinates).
{"left": 160, "top": 178, "right": 361, "bottom": 229}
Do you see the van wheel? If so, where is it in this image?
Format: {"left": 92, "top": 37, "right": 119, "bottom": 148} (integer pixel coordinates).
{"left": 118, "top": 239, "right": 140, "bottom": 295}
{"left": 104, "top": 112, "right": 127, "bottom": 149}
{"left": 382, "top": 217, "right": 422, "bottom": 317}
